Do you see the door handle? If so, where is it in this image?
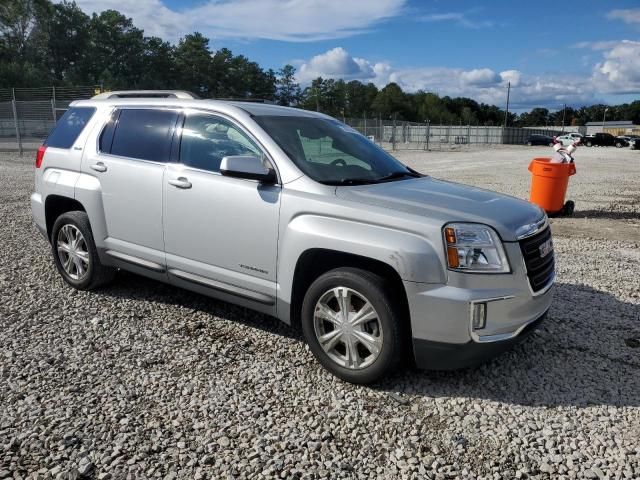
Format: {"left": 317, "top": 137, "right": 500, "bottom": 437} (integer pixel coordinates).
{"left": 168, "top": 177, "right": 192, "bottom": 189}
{"left": 90, "top": 162, "right": 107, "bottom": 173}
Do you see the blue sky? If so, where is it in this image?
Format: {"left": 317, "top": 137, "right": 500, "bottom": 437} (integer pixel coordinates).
{"left": 66, "top": 0, "right": 640, "bottom": 110}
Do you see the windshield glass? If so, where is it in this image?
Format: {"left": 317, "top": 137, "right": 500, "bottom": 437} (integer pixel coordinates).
{"left": 253, "top": 115, "right": 415, "bottom": 184}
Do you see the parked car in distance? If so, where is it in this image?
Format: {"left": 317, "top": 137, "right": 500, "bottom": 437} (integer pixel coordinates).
{"left": 615, "top": 136, "right": 633, "bottom": 148}
{"left": 525, "top": 134, "right": 554, "bottom": 146}
{"left": 583, "top": 132, "right": 616, "bottom": 147}
{"left": 31, "top": 91, "right": 554, "bottom": 384}
{"left": 555, "top": 134, "right": 582, "bottom": 146}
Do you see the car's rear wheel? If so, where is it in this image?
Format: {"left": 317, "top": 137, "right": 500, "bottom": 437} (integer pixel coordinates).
{"left": 527, "top": 141, "right": 532, "bottom": 146}
{"left": 615, "top": 142, "right": 622, "bottom": 148}
{"left": 586, "top": 141, "right": 593, "bottom": 147}
{"left": 548, "top": 142, "right": 554, "bottom": 147}
{"left": 301, "top": 267, "right": 405, "bottom": 384}
{"left": 51, "top": 211, "right": 115, "bottom": 290}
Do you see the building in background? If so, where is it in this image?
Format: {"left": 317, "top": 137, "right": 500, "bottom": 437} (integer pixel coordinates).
{"left": 585, "top": 120, "right": 638, "bottom": 136}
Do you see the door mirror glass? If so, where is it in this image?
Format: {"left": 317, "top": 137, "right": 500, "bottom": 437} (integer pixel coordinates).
{"left": 220, "top": 155, "right": 276, "bottom": 184}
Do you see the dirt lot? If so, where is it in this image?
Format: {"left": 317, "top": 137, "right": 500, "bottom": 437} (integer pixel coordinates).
{"left": 0, "top": 145, "right": 639, "bottom": 479}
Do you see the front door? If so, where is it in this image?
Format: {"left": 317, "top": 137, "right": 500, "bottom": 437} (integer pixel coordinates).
{"left": 163, "top": 112, "right": 281, "bottom": 309}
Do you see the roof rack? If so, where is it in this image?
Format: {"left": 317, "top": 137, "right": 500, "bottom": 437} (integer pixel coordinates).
{"left": 213, "top": 98, "right": 275, "bottom": 104}
{"left": 92, "top": 90, "right": 200, "bottom": 100}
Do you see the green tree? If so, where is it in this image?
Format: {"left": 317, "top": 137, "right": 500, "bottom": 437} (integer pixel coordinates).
{"left": 518, "top": 107, "right": 550, "bottom": 127}
{"left": 138, "top": 36, "right": 176, "bottom": 89}
{"left": 371, "top": 82, "right": 410, "bottom": 119}
{"left": 174, "top": 32, "right": 212, "bottom": 96}
{"left": 79, "top": 10, "right": 146, "bottom": 88}
{"left": 34, "top": 1, "right": 91, "bottom": 83}
{"left": 275, "top": 64, "right": 300, "bottom": 106}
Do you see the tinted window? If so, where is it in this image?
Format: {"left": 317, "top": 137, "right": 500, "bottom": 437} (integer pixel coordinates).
{"left": 110, "top": 109, "right": 179, "bottom": 162}
{"left": 46, "top": 107, "right": 96, "bottom": 149}
{"left": 179, "top": 114, "right": 263, "bottom": 172}
{"left": 98, "top": 110, "right": 118, "bottom": 153}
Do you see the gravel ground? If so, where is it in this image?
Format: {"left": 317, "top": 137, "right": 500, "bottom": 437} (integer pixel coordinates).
{"left": 1, "top": 146, "right": 639, "bottom": 479}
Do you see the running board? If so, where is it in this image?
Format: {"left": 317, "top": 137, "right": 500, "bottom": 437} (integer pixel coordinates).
{"left": 168, "top": 269, "right": 275, "bottom": 305}
{"left": 105, "top": 250, "right": 165, "bottom": 273}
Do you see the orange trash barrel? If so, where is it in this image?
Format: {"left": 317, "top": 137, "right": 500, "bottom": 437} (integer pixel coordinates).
{"left": 528, "top": 157, "right": 576, "bottom": 214}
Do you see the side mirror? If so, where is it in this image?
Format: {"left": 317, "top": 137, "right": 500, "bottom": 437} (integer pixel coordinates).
{"left": 220, "top": 155, "right": 277, "bottom": 184}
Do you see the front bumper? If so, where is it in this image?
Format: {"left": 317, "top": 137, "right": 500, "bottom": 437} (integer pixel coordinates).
{"left": 413, "top": 310, "right": 547, "bottom": 370}
{"left": 406, "top": 241, "right": 554, "bottom": 369}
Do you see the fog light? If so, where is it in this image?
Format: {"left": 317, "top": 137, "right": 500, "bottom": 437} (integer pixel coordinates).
{"left": 471, "top": 303, "right": 487, "bottom": 330}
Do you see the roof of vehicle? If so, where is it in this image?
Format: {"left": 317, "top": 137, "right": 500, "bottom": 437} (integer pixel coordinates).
{"left": 73, "top": 96, "right": 332, "bottom": 119}
{"left": 229, "top": 102, "right": 331, "bottom": 118}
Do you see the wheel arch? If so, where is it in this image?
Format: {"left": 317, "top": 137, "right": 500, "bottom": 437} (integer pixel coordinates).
{"left": 44, "top": 195, "right": 86, "bottom": 240}
{"left": 287, "top": 248, "right": 410, "bottom": 331}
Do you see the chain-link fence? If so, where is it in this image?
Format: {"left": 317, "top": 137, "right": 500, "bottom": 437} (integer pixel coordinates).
{"left": 0, "top": 86, "right": 101, "bottom": 153}
{"left": 1, "top": 88, "right": 567, "bottom": 154}
{"left": 345, "top": 117, "right": 565, "bottom": 151}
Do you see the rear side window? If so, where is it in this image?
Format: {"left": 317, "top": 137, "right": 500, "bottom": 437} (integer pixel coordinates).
{"left": 45, "top": 107, "right": 96, "bottom": 149}
{"left": 108, "top": 109, "right": 179, "bottom": 162}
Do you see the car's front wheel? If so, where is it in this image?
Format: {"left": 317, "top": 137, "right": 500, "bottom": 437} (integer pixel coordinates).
{"left": 51, "top": 211, "right": 115, "bottom": 290}
{"left": 301, "top": 267, "right": 405, "bottom": 384}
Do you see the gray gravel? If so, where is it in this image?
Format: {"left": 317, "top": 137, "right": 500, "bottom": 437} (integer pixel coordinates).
{"left": 1, "top": 146, "right": 639, "bottom": 479}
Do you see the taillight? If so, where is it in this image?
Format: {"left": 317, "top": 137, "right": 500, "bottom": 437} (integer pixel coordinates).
{"left": 35, "top": 145, "right": 47, "bottom": 168}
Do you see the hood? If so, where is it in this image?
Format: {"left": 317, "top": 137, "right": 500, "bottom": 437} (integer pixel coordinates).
{"left": 335, "top": 177, "right": 544, "bottom": 242}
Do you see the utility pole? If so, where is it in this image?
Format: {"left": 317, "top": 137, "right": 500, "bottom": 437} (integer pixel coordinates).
{"left": 503, "top": 81, "right": 511, "bottom": 127}
{"left": 602, "top": 107, "right": 609, "bottom": 133}
{"left": 561, "top": 103, "right": 566, "bottom": 133}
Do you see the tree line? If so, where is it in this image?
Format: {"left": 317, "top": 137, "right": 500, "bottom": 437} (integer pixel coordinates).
{"left": 2, "top": 0, "right": 640, "bottom": 127}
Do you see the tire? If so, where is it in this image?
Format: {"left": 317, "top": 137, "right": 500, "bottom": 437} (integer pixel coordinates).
{"left": 563, "top": 200, "right": 575, "bottom": 216}
{"left": 615, "top": 142, "right": 622, "bottom": 148}
{"left": 586, "top": 141, "right": 592, "bottom": 147}
{"left": 548, "top": 142, "right": 554, "bottom": 147}
{"left": 527, "top": 141, "right": 532, "bottom": 146}
{"left": 301, "top": 267, "right": 406, "bottom": 384}
{"left": 51, "top": 211, "right": 115, "bottom": 290}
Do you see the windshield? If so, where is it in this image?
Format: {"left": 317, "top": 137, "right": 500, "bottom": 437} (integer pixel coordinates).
{"left": 253, "top": 115, "right": 416, "bottom": 185}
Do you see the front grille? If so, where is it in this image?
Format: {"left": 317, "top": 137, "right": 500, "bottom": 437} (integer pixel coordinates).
{"left": 519, "top": 227, "right": 555, "bottom": 293}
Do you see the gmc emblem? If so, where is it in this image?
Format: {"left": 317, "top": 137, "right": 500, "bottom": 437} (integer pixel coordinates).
{"left": 539, "top": 238, "right": 553, "bottom": 258}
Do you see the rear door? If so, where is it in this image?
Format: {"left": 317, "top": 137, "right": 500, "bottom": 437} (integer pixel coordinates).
{"left": 81, "top": 107, "right": 180, "bottom": 273}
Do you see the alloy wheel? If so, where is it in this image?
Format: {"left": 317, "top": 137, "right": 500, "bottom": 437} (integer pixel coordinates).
{"left": 313, "top": 287, "right": 383, "bottom": 370}
{"left": 56, "top": 224, "right": 90, "bottom": 281}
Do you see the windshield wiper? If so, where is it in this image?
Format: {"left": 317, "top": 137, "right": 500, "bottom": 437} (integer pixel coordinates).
{"left": 321, "top": 178, "right": 379, "bottom": 186}
{"left": 322, "top": 170, "right": 421, "bottom": 186}
{"left": 375, "top": 170, "right": 421, "bottom": 182}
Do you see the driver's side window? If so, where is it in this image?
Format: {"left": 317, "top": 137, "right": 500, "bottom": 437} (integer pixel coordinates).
{"left": 179, "top": 114, "right": 264, "bottom": 172}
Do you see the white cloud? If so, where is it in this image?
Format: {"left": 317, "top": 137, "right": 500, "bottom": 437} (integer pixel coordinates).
{"left": 419, "top": 11, "right": 494, "bottom": 28}
{"left": 460, "top": 68, "right": 501, "bottom": 86}
{"left": 572, "top": 40, "right": 624, "bottom": 51}
{"left": 499, "top": 70, "right": 521, "bottom": 87}
{"left": 64, "top": 0, "right": 406, "bottom": 42}
{"left": 297, "top": 47, "right": 376, "bottom": 81}
{"left": 294, "top": 47, "right": 599, "bottom": 109}
{"left": 592, "top": 40, "right": 640, "bottom": 93}
{"left": 607, "top": 8, "right": 640, "bottom": 25}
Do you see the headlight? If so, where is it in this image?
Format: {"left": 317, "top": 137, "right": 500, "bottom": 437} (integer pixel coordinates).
{"left": 443, "top": 223, "right": 510, "bottom": 273}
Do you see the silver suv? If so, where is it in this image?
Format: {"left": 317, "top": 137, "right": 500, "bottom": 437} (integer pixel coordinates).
{"left": 31, "top": 92, "right": 554, "bottom": 384}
